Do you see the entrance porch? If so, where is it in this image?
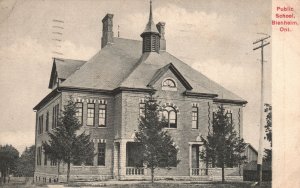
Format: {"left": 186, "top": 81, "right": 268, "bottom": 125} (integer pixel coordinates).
{"left": 113, "top": 139, "right": 208, "bottom": 180}
{"left": 113, "top": 139, "right": 146, "bottom": 180}
{"left": 189, "top": 142, "right": 207, "bottom": 176}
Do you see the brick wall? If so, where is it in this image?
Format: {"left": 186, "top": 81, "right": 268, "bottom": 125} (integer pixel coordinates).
{"left": 35, "top": 93, "right": 62, "bottom": 175}
{"left": 211, "top": 103, "right": 243, "bottom": 137}
{"left": 34, "top": 69, "right": 245, "bottom": 179}
{"left": 35, "top": 91, "right": 116, "bottom": 178}
{"left": 117, "top": 70, "right": 245, "bottom": 177}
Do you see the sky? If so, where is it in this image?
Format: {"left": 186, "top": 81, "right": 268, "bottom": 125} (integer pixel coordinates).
{"left": 0, "top": 0, "right": 271, "bottom": 154}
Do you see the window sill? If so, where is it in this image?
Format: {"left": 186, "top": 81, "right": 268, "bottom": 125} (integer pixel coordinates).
{"left": 97, "top": 165, "right": 106, "bottom": 168}
{"left": 72, "top": 165, "right": 107, "bottom": 168}
{"left": 162, "top": 86, "right": 177, "bottom": 91}
{"left": 85, "top": 126, "right": 107, "bottom": 129}
{"left": 164, "top": 128, "right": 177, "bottom": 130}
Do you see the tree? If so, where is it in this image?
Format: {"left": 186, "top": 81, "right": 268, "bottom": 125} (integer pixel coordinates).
{"left": 200, "top": 105, "right": 247, "bottom": 183}
{"left": 135, "top": 96, "right": 180, "bottom": 183}
{"left": 263, "top": 104, "right": 272, "bottom": 162}
{"left": 0, "top": 144, "right": 19, "bottom": 184}
{"left": 15, "top": 145, "right": 35, "bottom": 177}
{"left": 42, "top": 98, "right": 95, "bottom": 184}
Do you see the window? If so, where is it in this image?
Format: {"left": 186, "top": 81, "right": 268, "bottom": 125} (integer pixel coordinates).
{"left": 75, "top": 102, "right": 83, "bottom": 125}
{"left": 162, "top": 79, "right": 176, "bottom": 88}
{"left": 139, "top": 103, "right": 145, "bottom": 117}
{"left": 226, "top": 111, "right": 233, "bottom": 125}
{"left": 162, "top": 107, "right": 177, "bottom": 128}
{"left": 37, "top": 147, "right": 42, "bottom": 166}
{"left": 45, "top": 112, "right": 49, "bottom": 132}
{"left": 44, "top": 153, "right": 48, "bottom": 166}
{"left": 87, "top": 103, "right": 95, "bottom": 126}
{"left": 192, "top": 107, "right": 198, "bottom": 129}
{"left": 52, "top": 106, "right": 55, "bottom": 129}
{"left": 38, "top": 115, "right": 43, "bottom": 134}
{"left": 52, "top": 104, "right": 59, "bottom": 129}
{"left": 212, "top": 112, "right": 216, "bottom": 129}
{"left": 168, "top": 153, "right": 178, "bottom": 167}
{"left": 98, "top": 143, "right": 106, "bottom": 166}
{"left": 212, "top": 111, "right": 232, "bottom": 125}
{"left": 98, "top": 104, "right": 106, "bottom": 127}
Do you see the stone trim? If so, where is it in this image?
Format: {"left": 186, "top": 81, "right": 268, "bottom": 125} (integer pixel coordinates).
{"left": 208, "top": 102, "right": 211, "bottom": 135}
{"left": 93, "top": 138, "right": 106, "bottom": 143}
{"left": 238, "top": 108, "right": 241, "bottom": 136}
{"left": 75, "top": 98, "right": 107, "bottom": 104}
{"left": 139, "top": 98, "right": 146, "bottom": 103}
{"left": 160, "top": 102, "right": 180, "bottom": 114}
{"left": 188, "top": 141, "right": 204, "bottom": 145}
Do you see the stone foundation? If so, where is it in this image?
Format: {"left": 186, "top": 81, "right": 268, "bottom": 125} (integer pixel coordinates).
{"left": 34, "top": 167, "right": 241, "bottom": 183}
{"left": 34, "top": 172, "right": 112, "bottom": 183}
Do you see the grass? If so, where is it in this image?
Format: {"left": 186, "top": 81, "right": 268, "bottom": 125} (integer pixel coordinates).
{"left": 69, "top": 182, "right": 271, "bottom": 188}
{"left": 0, "top": 177, "right": 271, "bottom": 188}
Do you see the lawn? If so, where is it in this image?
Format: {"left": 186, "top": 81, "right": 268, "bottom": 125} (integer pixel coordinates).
{"left": 0, "top": 177, "right": 271, "bottom": 188}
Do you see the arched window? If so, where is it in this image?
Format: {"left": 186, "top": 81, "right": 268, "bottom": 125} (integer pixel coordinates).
{"left": 161, "top": 106, "right": 177, "bottom": 128}
{"left": 162, "top": 79, "right": 176, "bottom": 88}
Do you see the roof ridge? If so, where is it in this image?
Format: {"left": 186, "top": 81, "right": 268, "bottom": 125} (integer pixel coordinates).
{"left": 53, "top": 57, "right": 87, "bottom": 62}
{"left": 113, "top": 37, "right": 142, "bottom": 42}
{"left": 118, "top": 53, "right": 149, "bottom": 87}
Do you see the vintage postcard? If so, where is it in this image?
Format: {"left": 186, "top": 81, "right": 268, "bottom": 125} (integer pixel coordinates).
{"left": 0, "top": 0, "right": 299, "bottom": 187}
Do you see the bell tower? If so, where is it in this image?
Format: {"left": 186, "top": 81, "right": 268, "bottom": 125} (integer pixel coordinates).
{"left": 140, "top": 1, "right": 160, "bottom": 53}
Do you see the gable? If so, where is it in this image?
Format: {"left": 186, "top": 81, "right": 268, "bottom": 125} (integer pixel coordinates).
{"left": 151, "top": 68, "right": 188, "bottom": 94}
{"left": 147, "top": 63, "right": 192, "bottom": 90}
{"left": 48, "top": 61, "right": 58, "bottom": 89}
{"left": 246, "top": 143, "right": 258, "bottom": 155}
{"left": 48, "top": 58, "right": 86, "bottom": 89}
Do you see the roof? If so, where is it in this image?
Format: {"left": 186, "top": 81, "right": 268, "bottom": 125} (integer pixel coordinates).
{"left": 243, "top": 160, "right": 272, "bottom": 171}
{"left": 48, "top": 58, "right": 86, "bottom": 88}
{"left": 245, "top": 143, "right": 258, "bottom": 155}
{"left": 59, "top": 37, "right": 246, "bottom": 103}
{"left": 55, "top": 58, "right": 86, "bottom": 80}
{"left": 60, "top": 38, "right": 142, "bottom": 90}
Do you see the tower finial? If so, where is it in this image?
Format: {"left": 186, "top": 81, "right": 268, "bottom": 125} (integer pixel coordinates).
{"left": 149, "top": 0, "right": 153, "bottom": 21}
{"left": 141, "top": 0, "right": 160, "bottom": 53}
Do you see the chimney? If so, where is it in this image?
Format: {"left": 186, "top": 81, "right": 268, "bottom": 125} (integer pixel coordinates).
{"left": 156, "top": 22, "right": 166, "bottom": 51}
{"left": 101, "top": 14, "right": 114, "bottom": 48}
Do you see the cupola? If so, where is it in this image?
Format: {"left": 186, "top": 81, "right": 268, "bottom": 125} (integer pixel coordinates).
{"left": 140, "top": 0, "right": 160, "bottom": 53}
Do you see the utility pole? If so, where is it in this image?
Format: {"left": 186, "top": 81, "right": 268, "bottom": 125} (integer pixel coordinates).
{"left": 253, "top": 35, "right": 270, "bottom": 185}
